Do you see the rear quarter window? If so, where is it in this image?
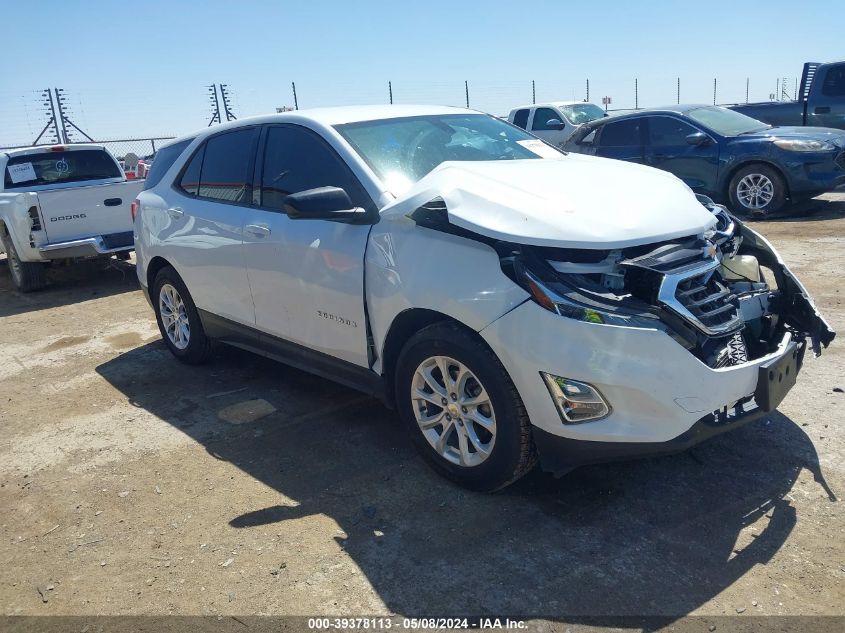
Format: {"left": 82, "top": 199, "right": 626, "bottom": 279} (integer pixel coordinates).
{"left": 512, "top": 109, "right": 530, "bottom": 129}
{"left": 143, "top": 139, "right": 193, "bottom": 190}
{"left": 4, "top": 149, "right": 122, "bottom": 189}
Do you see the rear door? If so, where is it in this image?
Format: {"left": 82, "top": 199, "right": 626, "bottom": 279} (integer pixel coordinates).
{"left": 242, "top": 124, "right": 374, "bottom": 366}
{"left": 808, "top": 63, "right": 845, "bottom": 129}
{"left": 643, "top": 115, "right": 720, "bottom": 192}
{"left": 160, "top": 127, "right": 259, "bottom": 327}
{"left": 594, "top": 118, "right": 645, "bottom": 163}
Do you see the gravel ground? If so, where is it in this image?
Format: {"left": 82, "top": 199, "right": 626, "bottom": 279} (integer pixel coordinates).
{"left": 1, "top": 193, "right": 844, "bottom": 625}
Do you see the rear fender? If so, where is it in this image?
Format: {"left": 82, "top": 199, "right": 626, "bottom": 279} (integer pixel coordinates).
{"left": 0, "top": 192, "right": 45, "bottom": 261}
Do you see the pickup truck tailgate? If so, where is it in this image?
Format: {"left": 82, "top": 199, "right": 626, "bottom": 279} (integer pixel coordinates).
{"left": 37, "top": 180, "right": 143, "bottom": 244}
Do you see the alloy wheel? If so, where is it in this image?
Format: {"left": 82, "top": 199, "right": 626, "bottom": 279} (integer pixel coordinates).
{"left": 736, "top": 173, "right": 774, "bottom": 210}
{"left": 411, "top": 355, "right": 496, "bottom": 467}
{"left": 159, "top": 283, "right": 190, "bottom": 350}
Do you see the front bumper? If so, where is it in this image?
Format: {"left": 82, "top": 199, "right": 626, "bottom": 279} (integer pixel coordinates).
{"left": 37, "top": 232, "right": 134, "bottom": 260}
{"left": 480, "top": 300, "right": 806, "bottom": 472}
{"left": 783, "top": 150, "right": 845, "bottom": 195}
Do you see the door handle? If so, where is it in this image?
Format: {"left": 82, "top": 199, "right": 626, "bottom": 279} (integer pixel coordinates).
{"left": 167, "top": 207, "right": 184, "bottom": 219}
{"left": 244, "top": 223, "right": 271, "bottom": 238}
{"left": 104, "top": 198, "right": 122, "bottom": 207}
{"left": 814, "top": 106, "right": 831, "bottom": 114}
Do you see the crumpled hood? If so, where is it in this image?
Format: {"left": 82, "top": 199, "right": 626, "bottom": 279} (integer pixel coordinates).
{"left": 381, "top": 154, "right": 716, "bottom": 249}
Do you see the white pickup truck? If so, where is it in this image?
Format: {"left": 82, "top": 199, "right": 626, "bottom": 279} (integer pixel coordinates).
{"left": 0, "top": 144, "right": 143, "bottom": 291}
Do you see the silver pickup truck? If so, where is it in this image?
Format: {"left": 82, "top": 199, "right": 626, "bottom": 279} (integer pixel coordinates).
{"left": 0, "top": 144, "right": 143, "bottom": 291}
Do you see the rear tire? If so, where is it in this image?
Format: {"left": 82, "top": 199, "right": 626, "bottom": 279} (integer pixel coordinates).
{"left": 152, "top": 266, "right": 214, "bottom": 364}
{"left": 2, "top": 236, "right": 47, "bottom": 292}
{"left": 394, "top": 322, "right": 537, "bottom": 492}
{"left": 727, "top": 164, "right": 787, "bottom": 217}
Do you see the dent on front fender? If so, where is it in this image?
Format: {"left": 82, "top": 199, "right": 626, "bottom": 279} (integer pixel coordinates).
{"left": 738, "top": 220, "right": 835, "bottom": 354}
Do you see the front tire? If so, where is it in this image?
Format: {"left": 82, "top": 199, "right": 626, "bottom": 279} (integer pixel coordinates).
{"left": 394, "top": 322, "right": 536, "bottom": 491}
{"left": 2, "top": 236, "right": 47, "bottom": 292}
{"left": 728, "top": 164, "right": 787, "bottom": 217}
{"left": 152, "top": 266, "right": 213, "bottom": 364}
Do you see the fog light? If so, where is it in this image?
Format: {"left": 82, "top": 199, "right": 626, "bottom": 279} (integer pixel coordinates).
{"left": 541, "top": 373, "right": 611, "bottom": 424}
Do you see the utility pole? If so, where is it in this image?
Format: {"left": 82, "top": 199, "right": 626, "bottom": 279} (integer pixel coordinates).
{"left": 32, "top": 88, "right": 61, "bottom": 145}
{"left": 208, "top": 84, "right": 222, "bottom": 126}
{"left": 53, "top": 88, "right": 93, "bottom": 143}
{"left": 220, "top": 84, "right": 236, "bottom": 121}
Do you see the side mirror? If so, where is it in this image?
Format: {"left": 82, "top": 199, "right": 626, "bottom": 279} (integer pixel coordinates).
{"left": 282, "top": 186, "right": 368, "bottom": 223}
{"left": 546, "top": 118, "right": 565, "bottom": 129}
{"left": 686, "top": 131, "right": 710, "bottom": 146}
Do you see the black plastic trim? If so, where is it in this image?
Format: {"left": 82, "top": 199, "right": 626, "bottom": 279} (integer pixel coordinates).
{"left": 198, "top": 310, "right": 386, "bottom": 402}
{"left": 534, "top": 400, "right": 773, "bottom": 477}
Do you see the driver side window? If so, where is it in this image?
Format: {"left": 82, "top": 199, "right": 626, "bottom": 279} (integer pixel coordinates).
{"left": 260, "top": 126, "right": 370, "bottom": 212}
{"left": 531, "top": 108, "right": 563, "bottom": 131}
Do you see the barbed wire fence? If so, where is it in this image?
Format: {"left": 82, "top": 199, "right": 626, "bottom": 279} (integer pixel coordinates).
{"left": 0, "top": 74, "right": 801, "bottom": 156}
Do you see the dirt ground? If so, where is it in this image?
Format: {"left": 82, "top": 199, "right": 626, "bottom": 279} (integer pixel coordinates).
{"left": 1, "top": 194, "right": 844, "bottom": 625}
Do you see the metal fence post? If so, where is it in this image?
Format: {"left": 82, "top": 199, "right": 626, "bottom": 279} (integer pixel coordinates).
{"left": 634, "top": 78, "right": 638, "bottom": 109}
{"left": 746, "top": 77, "right": 749, "bottom": 103}
{"left": 292, "top": 82, "right": 298, "bottom": 110}
{"left": 465, "top": 81, "right": 469, "bottom": 108}
{"left": 677, "top": 77, "right": 680, "bottom": 104}
{"left": 586, "top": 79, "right": 589, "bottom": 102}
{"left": 532, "top": 80, "right": 535, "bottom": 104}
{"left": 389, "top": 81, "right": 393, "bottom": 105}
{"left": 713, "top": 78, "right": 717, "bottom": 105}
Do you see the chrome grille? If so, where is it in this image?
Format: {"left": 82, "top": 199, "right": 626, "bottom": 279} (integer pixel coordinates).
{"left": 657, "top": 259, "right": 744, "bottom": 336}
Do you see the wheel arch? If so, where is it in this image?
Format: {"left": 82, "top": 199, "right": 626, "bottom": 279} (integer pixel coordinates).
{"left": 379, "top": 308, "right": 485, "bottom": 408}
{"left": 721, "top": 160, "right": 791, "bottom": 202}
{"left": 146, "top": 255, "right": 175, "bottom": 291}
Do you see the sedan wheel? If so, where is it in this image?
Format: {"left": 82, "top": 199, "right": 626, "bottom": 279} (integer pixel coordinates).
{"left": 411, "top": 355, "right": 496, "bottom": 467}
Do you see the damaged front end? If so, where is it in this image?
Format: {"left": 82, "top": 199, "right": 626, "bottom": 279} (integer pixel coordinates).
{"left": 496, "top": 197, "right": 834, "bottom": 375}
{"left": 410, "top": 194, "right": 835, "bottom": 377}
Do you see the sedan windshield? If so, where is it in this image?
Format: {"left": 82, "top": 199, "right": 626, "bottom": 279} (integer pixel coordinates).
{"left": 335, "top": 114, "right": 552, "bottom": 194}
{"left": 687, "top": 106, "right": 771, "bottom": 136}
{"left": 560, "top": 103, "right": 607, "bottom": 125}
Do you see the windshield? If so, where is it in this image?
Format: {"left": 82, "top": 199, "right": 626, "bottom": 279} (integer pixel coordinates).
{"left": 335, "top": 114, "right": 555, "bottom": 194}
{"left": 4, "top": 149, "right": 121, "bottom": 190}
{"left": 687, "top": 106, "right": 770, "bottom": 136}
{"left": 560, "top": 103, "right": 607, "bottom": 125}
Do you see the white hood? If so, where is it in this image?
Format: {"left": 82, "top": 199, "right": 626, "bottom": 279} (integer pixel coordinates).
{"left": 381, "top": 154, "right": 717, "bottom": 249}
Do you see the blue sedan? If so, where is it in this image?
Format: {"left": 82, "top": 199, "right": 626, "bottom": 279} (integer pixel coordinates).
{"left": 563, "top": 105, "right": 845, "bottom": 216}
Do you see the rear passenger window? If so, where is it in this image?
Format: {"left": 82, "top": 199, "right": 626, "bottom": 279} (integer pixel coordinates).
{"left": 197, "top": 128, "right": 258, "bottom": 203}
{"left": 178, "top": 145, "right": 204, "bottom": 196}
{"left": 260, "top": 125, "right": 369, "bottom": 211}
{"left": 821, "top": 66, "right": 845, "bottom": 97}
{"left": 599, "top": 120, "right": 642, "bottom": 146}
{"left": 512, "top": 109, "right": 529, "bottom": 129}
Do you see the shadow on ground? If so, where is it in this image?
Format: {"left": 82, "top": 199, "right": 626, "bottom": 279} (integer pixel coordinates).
{"left": 0, "top": 256, "right": 138, "bottom": 317}
{"left": 744, "top": 190, "right": 845, "bottom": 223}
{"left": 95, "top": 340, "right": 837, "bottom": 619}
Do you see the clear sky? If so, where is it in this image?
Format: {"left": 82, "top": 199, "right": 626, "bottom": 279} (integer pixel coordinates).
{"left": 1, "top": 0, "right": 842, "bottom": 147}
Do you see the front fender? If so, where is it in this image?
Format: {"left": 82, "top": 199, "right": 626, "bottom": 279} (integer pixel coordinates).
{"left": 365, "top": 215, "right": 529, "bottom": 373}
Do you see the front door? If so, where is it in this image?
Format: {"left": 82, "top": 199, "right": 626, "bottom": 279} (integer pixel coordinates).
{"left": 242, "top": 124, "right": 374, "bottom": 367}
{"left": 643, "top": 115, "right": 720, "bottom": 194}
{"left": 529, "top": 107, "right": 569, "bottom": 146}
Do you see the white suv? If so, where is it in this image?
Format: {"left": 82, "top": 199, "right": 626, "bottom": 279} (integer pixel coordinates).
{"left": 134, "top": 105, "right": 833, "bottom": 491}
